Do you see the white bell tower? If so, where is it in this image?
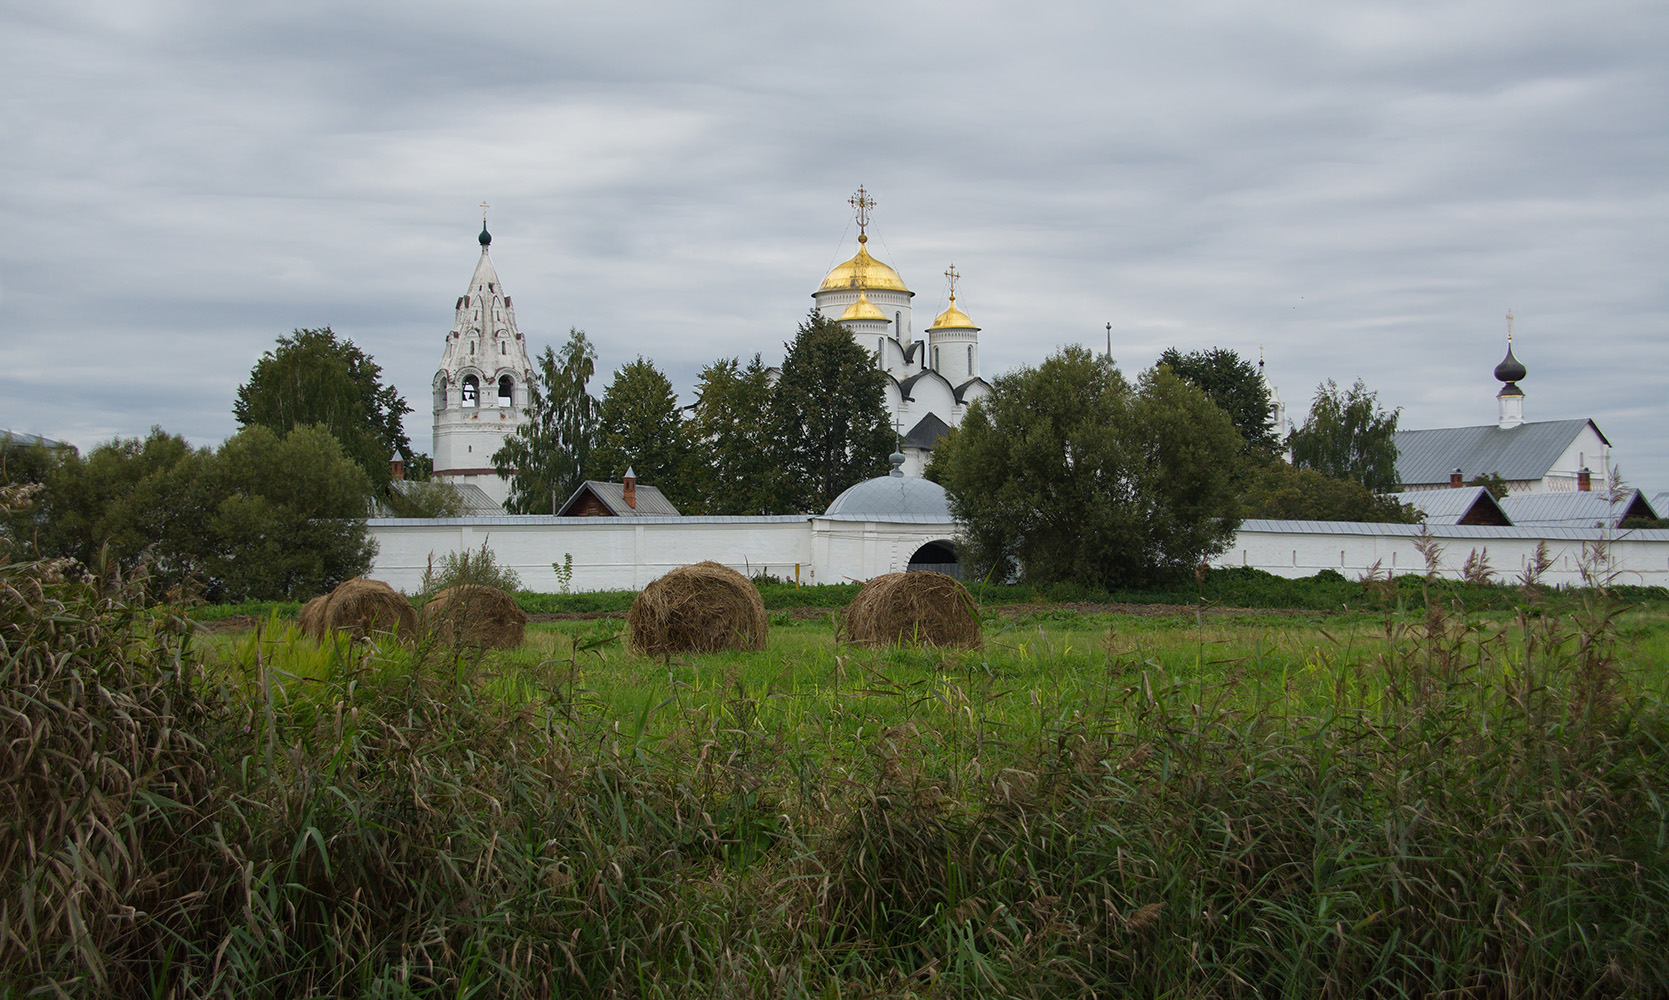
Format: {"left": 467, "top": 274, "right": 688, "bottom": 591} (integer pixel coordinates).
{"left": 431, "top": 208, "right": 535, "bottom": 507}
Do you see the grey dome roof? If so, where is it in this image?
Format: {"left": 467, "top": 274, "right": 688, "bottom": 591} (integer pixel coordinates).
{"left": 825, "top": 474, "right": 953, "bottom": 520}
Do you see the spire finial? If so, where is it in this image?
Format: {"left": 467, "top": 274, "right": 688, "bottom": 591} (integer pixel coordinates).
{"left": 1259, "top": 344, "right": 1266, "bottom": 371}
{"left": 477, "top": 201, "right": 492, "bottom": 248}
{"left": 944, "top": 262, "right": 960, "bottom": 302}
{"left": 849, "top": 186, "right": 875, "bottom": 244}
{"left": 1506, "top": 307, "right": 1514, "bottom": 343}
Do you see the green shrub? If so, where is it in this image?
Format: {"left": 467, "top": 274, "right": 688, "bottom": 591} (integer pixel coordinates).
{"left": 418, "top": 539, "right": 521, "bottom": 596}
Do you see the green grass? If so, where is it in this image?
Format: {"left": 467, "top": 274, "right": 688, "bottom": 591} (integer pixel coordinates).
{"left": 11, "top": 568, "right": 1669, "bottom": 998}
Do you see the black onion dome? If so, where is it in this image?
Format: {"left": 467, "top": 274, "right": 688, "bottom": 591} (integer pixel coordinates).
{"left": 1494, "top": 345, "right": 1526, "bottom": 383}
{"left": 478, "top": 223, "right": 492, "bottom": 247}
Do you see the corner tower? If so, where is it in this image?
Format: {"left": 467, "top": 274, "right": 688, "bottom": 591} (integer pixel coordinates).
{"left": 431, "top": 213, "right": 535, "bottom": 507}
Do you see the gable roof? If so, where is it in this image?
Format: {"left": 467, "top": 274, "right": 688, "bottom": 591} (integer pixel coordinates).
{"left": 953, "top": 377, "right": 990, "bottom": 403}
{"left": 1388, "top": 486, "right": 1511, "bottom": 526}
{"left": 1498, "top": 489, "right": 1657, "bottom": 528}
{"left": 903, "top": 413, "right": 953, "bottom": 450}
{"left": 557, "top": 480, "right": 681, "bottom": 517}
{"left": 1393, "top": 418, "right": 1603, "bottom": 486}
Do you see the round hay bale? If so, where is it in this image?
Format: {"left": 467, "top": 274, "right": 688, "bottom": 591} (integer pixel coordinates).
{"left": 628, "top": 561, "right": 767, "bottom": 657}
{"left": 312, "top": 577, "right": 418, "bottom": 642}
{"left": 423, "top": 584, "right": 527, "bottom": 650}
{"left": 297, "top": 595, "right": 329, "bottom": 639}
{"left": 840, "top": 572, "right": 982, "bottom": 650}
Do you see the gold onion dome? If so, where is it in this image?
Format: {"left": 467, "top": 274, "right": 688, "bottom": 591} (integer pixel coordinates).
{"left": 929, "top": 298, "right": 977, "bottom": 330}
{"left": 819, "top": 242, "right": 911, "bottom": 294}
{"left": 839, "top": 290, "right": 889, "bottom": 322}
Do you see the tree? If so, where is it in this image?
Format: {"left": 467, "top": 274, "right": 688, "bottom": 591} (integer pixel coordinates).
{"left": 931, "top": 346, "right": 1242, "bottom": 587}
{"left": 234, "top": 327, "right": 412, "bottom": 487}
{"left": 203, "top": 425, "right": 375, "bottom": 600}
{"left": 493, "top": 329, "right": 597, "bottom": 514}
{"left": 1156, "top": 347, "right": 1278, "bottom": 456}
{"left": 1288, "top": 379, "right": 1401, "bottom": 492}
{"left": 1241, "top": 462, "right": 1419, "bottom": 523}
{"left": 1, "top": 425, "right": 374, "bottom": 601}
{"left": 1469, "top": 472, "right": 1509, "bottom": 500}
{"left": 590, "top": 357, "right": 699, "bottom": 508}
{"left": 690, "top": 354, "right": 786, "bottom": 515}
{"left": 771, "top": 311, "right": 892, "bottom": 512}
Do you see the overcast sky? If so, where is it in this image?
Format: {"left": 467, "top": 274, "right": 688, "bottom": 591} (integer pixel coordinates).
{"left": 3, "top": 1, "right": 1665, "bottom": 489}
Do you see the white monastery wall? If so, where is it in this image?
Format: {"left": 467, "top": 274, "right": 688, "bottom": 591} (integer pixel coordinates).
{"left": 364, "top": 515, "right": 964, "bottom": 594}
{"left": 1217, "top": 520, "right": 1669, "bottom": 588}
{"left": 366, "top": 516, "right": 1669, "bottom": 594}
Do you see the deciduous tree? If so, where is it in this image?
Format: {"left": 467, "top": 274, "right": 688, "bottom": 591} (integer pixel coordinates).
{"left": 1, "top": 425, "right": 374, "bottom": 601}
{"left": 931, "top": 347, "right": 1242, "bottom": 586}
{"left": 1241, "top": 462, "right": 1418, "bottom": 523}
{"left": 1289, "top": 379, "right": 1401, "bottom": 492}
{"left": 494, "top": 329, "right": 598, "bottom": 513}
{"left": 234, "top": 327, "right": 411, "bottom": 486}
{"left": 1156, "top": 347, "right": 1278, "bottom": 456}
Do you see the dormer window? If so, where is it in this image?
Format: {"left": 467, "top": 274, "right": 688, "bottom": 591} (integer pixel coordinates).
{"left": 462, "top": 375, "right": 479, "bottom": 407}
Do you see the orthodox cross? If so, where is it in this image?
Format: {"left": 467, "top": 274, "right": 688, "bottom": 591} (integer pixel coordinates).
{"left": 1506, "top": 308, "right": 1514, "bottom": 343}
{"left": 480, "top": 200, "right": 490, "bottom": 223}
{"left": 849, "top": 186, "right": 875, "bottom": 242}
{"left": 944, "top": 263, "right": 960, "bottom": 302}
{"left": 892, "top": 414, "right": 904, "bottom": 450}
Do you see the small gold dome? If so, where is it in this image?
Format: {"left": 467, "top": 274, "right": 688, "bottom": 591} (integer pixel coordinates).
{"left": 839, "top": 290, "right": 889, "bottom": 322}
{"left": 819, "top": 242, "right": 911, "bottom": 294}
{"left": 928, "top": 298, "right": 978, "bottom": 331}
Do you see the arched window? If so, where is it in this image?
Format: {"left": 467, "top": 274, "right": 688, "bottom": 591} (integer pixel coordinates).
{"left": 433, "top": 375, "right": 447, "bottom": 411}
{"left": 967, "top": 345, "right": 973, "bottom": 373}
{"left": 461, "top": 375, "right": 479, "bottom": 407}
{"left": 498, "top": 375, "right": 514, "bottom": 407}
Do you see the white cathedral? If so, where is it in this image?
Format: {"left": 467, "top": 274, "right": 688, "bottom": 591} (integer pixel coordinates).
{"left": 430, "top": 190, "right": 990, "bottom": 504}
{"left": 808, "top": 187, "right": 991, "bottom": 476}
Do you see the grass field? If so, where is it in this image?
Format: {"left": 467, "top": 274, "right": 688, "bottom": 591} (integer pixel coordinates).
{"left": 9, "top": 571, "right": 1669, "bottom": 997}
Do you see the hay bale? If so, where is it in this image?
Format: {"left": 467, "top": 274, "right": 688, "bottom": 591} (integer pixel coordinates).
{"left": 628, "top": 561, "right": 768, "bottom": 656}
{"left": 297, "top": 595, "right": 328, "bottom": 638}
{"left": 307, "top": 577, "right": 418, "bottom": 642}
{"left": 423, "top": 584, "right": 527, "bottom": 650}
{"left": 840, "top": 572, "right": 982, "bottom": 650}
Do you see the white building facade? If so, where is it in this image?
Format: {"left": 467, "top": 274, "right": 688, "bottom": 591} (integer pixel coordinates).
{"left": 430, "top": 222, "right": 535, "bottom": 507}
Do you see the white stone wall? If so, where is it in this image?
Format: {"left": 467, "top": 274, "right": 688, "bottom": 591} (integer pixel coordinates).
{"left": 364, "top": 515, "right": 964, "bottom": 594}
{"left": 1215, "top": 520, "right": 1669, "bottom": 588}
{"left": 366, "top": 516, "right": 1669, "bottom": 595}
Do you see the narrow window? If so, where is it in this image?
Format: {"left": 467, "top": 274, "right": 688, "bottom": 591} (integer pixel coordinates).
{"left": 462, "top": 375, "right": 479, "bottom": 407}
{"left": 967, "top": 345, "right": 973, "bottom": 372}
{"left": 498, "top": 375, "right": 514, "bottom": 406}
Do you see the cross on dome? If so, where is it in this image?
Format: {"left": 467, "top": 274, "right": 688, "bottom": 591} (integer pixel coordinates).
{"left": 944, "top": 263, "right": 960, "bottom": 302}
{"left": 849, "top": 186, "right": 875, "bottom": 244}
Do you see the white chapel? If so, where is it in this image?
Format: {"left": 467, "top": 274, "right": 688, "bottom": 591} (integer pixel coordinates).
{"left": 811, "top": 188, "right": 992, "bottom": 476}
{"left": 430, "top": 217, "right": 535, "bottom": 507}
